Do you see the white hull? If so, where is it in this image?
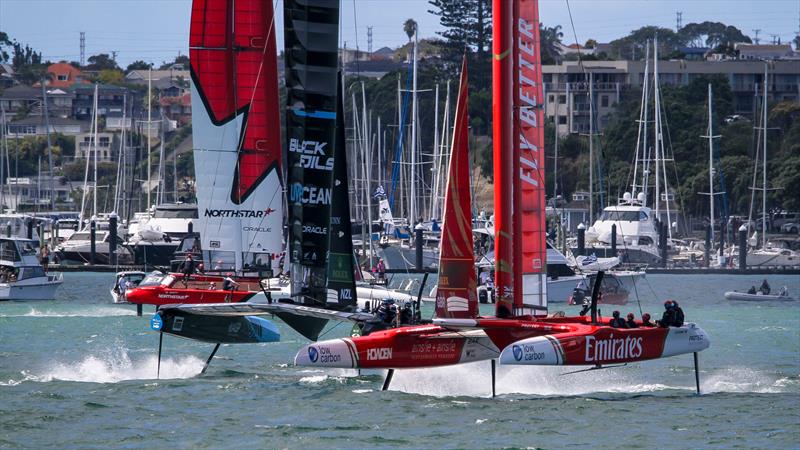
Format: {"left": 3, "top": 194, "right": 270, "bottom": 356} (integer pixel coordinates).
{"left": 0, "top": 275, "right": 63, "bottom": 301}
{"left": 746, "top": 249, "right": 800, "bottom": 268}
{"left": 724, "top": 291, "right": 795, "bottom": 302}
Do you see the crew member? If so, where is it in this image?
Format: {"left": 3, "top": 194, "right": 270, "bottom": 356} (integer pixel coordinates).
{"left": 399, "top": 301, "right": 413, "bottom": 325}
{"left": 117, "top": 276, "right": 127, "bottom": 299}
{"left": 181, "top": 254, "right": 195, "bottom": 286}
{"left": 641, "top": 313, "right": 655, "bottom": 327}
{"left": 374, "top": 259, "right": 386, "bottom": 283}
{"left": 672, "top": 300, "right": 685, "bottom": 327}
{"left": 222, "top": 274, "right": 238, "bottom": 302}
{"left": 609, "top": 310, "right": 628, "bottom": 328}
{"left": 759, "top": 279, "right": 771, "bottom": 295}
{"left": 748, "top": 286, "right": 757, "bottom": 294}
{"left": 626, "top": 312, "right": 639, "bottom": 328}
{"left": 377, "top": 298, "right": 396, "bottom": 325}
{"left": 658, "top": 300, "right": 676, "bottom": 327}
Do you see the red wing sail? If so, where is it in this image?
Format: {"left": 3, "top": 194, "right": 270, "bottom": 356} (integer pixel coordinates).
{"left": 189, "top": 0, "right": 282, "bottom": 204}
{"left": 515, "top": 0, "right": 547, "bottom": 313}
{"left": 492, "top": 0, "right": 515, "bottom": 317}
{"left": 435, "top": 57, "right": 477, "bottom": 319}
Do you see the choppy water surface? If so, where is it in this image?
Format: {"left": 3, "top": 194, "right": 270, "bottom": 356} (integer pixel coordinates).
{"left": 1, "top": 272, "right": 798, "bottom": 448}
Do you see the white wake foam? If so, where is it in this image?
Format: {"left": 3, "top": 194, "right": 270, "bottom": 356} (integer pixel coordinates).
{"left": 3, "top": 349, "right": 204, "bottom": 384}
{"left": 0, "top": 307, "right": 137, "bottom": 318}
{"left": 387, "top": 362, "right": 794, "bottom": 397}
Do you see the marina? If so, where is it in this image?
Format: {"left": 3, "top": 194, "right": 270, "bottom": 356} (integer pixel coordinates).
{"left": 0, "top": 0, "right": 799, "bottom": 447}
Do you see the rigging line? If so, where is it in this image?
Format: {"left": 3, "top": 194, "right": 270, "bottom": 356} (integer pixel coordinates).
{"left": 317, "top": 319, "right": 345, "bottom": 339}
{"left": 564, "top": 0, "right": 585, "bottom": 73}
{"left": 351, "top": 0, "right": 362, "bottom": 77}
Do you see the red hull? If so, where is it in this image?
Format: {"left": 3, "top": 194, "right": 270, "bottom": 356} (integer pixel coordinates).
{"left": 125, "top": 273, "right": 259, "bottom": 306}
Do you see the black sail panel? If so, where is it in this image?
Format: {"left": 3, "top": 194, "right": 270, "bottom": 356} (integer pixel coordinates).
{"left": 284, "top": 0, "right": 340, "bottom": 304}
{"left": 326, "top": 73, "right": 357, "bottom": 311}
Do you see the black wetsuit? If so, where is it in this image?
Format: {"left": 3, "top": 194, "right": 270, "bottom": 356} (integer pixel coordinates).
{"left": 626, "top": 319, "right": 638, "bottom": 328}
{"left": 609, "top": 317, "right": 628, "bottom": 328}
{"left": 659, "top": 309, "right": 677, "bottom": 327}
{"left": 673, "top": 307, "right": 685, "bottom": 327}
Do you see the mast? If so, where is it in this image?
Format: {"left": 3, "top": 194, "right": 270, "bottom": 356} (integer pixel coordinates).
{"left": 492, "top": 0, "right": 514, "bottom": 316}
{"left": 706, "top": 84, "right": 716, "bottom": 241}
{"left": 147, "top": 68, "right": 152, "bottom": 210}
{"left": 761, "top": 64, "right": 768, "bottom": 248}
{"left": 409, "top": 30, "right": 419, "bottom": 225}
{"left": 40, "top": 81, "right": 55, "bottom": 210}
{"left": 632, "top": 41, "right": 650, "bottom": 201}
{"left": 431, "top": 83, "right": 439, "bottom": 219}
{"left": 92, "top": 83, "right": 99, "bottom": 219}
{"left": 362, "top": 81, "right": 374, "bottom": 268}
{"left": 653, "top": 36, "right": 661, "bottom": 221}
{"left": 588, "top": 71, "right": 594, "bottom": 221}
{"left": 641, "top": 41, "right": 650, "bottom": 204}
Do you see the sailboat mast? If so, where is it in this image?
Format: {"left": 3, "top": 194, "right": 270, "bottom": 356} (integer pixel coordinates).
{"left": 431, "top": 83, "right": 439, "bottom": 219}
{"left": 362, "top": 82, "right": 374, "bottom": 268}
{"left": 762, "top": 64, "right": 768, "bottom": 248}
{"left": 409, "top": 30, "right": 419, "bottom": 225}
{"left": 588, "top": 71, "right": 594, "bottom": 221}
{"left": 707, "top": 84, "right": 715, "bottom": 242}
{"left": 40, "top": 82, "right": 55, "bottom": 210}
{"left": 641, "top": 42, "right": 650, "bottom": 204}
{"left": 652, "top": 36, "right": 661, "bottom": 220}
{"left": 92, "top": 83, "right": 99, "bottom": 219}
{"left": 147, "top": 68, "right": 152, "bottom": 210}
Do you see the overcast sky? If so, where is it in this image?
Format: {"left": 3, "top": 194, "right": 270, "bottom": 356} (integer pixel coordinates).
{"left": 1, "top": 0, "right": 797, "bottom": 67}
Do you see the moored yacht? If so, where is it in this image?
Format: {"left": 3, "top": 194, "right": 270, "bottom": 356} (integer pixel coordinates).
{"left": 571, "top": 192, "right": 662, "bottom": 265}
{"left": 0, "top": 236, "right": 63, "bottom": 300}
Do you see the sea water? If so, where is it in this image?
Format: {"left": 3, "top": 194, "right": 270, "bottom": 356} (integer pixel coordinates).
{"left": 1, "top": 272, "right": 798, "bottom": 448}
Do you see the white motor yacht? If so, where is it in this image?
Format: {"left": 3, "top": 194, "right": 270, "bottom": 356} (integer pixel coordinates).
{"left": 0, "top": 236, "right": 63, "bottom": 300}
{"left": 571, "top": 192, "right": 662, "bottom": 265}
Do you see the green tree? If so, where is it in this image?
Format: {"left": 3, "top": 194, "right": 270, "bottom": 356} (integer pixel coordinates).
{"left": 428, "top": 0, "right": 491, "bottom": 87}
{"left": 540, "top": 24, "right": 564, "bottom": 64}
{"left": 86, "top": 53, "right": 119, "bottom": 71}
{"left": 126, "top": 60, "right": 152, "bottom": 72}
{"left": 97, "top": 69, "right": 125, "bottom": 85}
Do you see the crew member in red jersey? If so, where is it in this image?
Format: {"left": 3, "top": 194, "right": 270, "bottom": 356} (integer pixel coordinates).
{"left": 641, "top": 313, "right": 655, "bottom": 327}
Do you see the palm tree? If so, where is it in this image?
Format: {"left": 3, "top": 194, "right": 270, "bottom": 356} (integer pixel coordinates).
{"left": 404, "top": 19, "right": 418, "bottom": 42}
{"left": 540, "top": 24, "right": 564, "bottom": 63}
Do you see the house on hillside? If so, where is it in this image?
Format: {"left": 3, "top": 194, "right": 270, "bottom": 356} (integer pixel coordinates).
{"left": 124, "top": 69, "right": 190, "bottom": 86}
{"left": 4, "top": 176, "right": 80, "bottom": 211}
{"left": 75, "top": 132, "right": 115, "bottom": 162}
{"left": 0, "top": 64, "right": 14, "bottom": 89}
{"left": 0, "top": 85, "right": 39, "bottom": 116}
{"left": 735, "top": 43, "right": 796, "bottom": 61}
{"left": 160, "top": 92, "right": 191, "bottom": 126}
{"left": 6, "top": 116, "right": 88, "bottom": 137}
{"left": 70, "top": 84, "right": 128, "bottom": 121}
{"left": 46, "top": 62, "right": 88, "bottom": 88}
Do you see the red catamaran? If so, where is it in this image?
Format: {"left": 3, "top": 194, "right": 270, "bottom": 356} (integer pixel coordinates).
{"left": 294, "top": 0, "right": 709, "bottom": 395}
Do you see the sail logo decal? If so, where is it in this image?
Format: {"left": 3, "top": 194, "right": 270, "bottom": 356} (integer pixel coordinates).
{"left": 289, "top": 183, "right": 332, "bottom": 205}
{"left": 515, "top": 343, "right": 546, "bottom": 361}
{"left": 512, "top": 344, "right": 523, "bottom": 361}
{"left": 302, "top": 225, "right": 328, "bottom": 235}
{"left": 517, "top": 16, "right": 541, "bottom": 189}
{"left": 585, "top": 334, "right": 643, "bottom": 362}
{"left": 308, "top": 346, "right": 319, "bottom": 363}
{"left": 308, "top": 346, "right": 342, "bottom": 364}
{"left": 204, "top": 208, "right": 276, "bottom": 218}
{"left": 366, "top": 348, "right": 392, "bottom": 361}
{"left": 288, "top": 138, "right": 333, "bottom": 171}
